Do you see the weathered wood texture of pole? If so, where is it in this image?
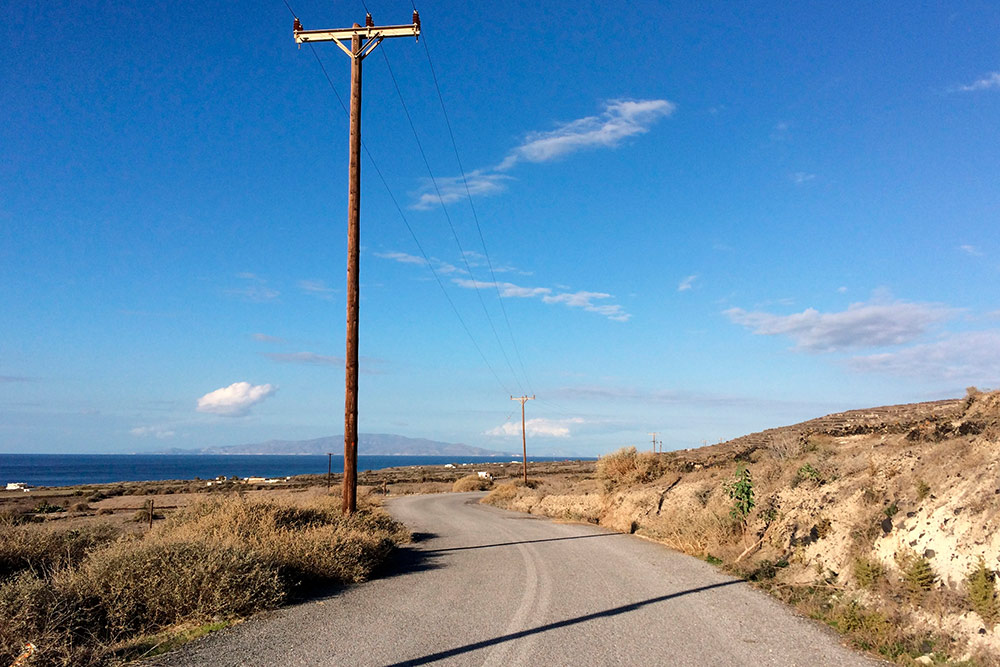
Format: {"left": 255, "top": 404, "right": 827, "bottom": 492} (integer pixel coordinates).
{"left": 343, "top": 27, "right": 362, "bottom": 515}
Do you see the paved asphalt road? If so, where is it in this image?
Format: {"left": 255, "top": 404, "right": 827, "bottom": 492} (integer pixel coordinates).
{"left": 154, "top": 492, "right": 880, "bottom": 666}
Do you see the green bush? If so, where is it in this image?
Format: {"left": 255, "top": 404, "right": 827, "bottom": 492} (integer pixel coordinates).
{"left": 897, "top": 550, "right": 936, "bottom": 603}
{"left": 966, "top": 557, "right": 998, "bottom": 628}
{"left": 723, "top": 467, "right": 755, "bottom": 526}
{"left": 853, "top": 556, "right": 885, "bottom": 590}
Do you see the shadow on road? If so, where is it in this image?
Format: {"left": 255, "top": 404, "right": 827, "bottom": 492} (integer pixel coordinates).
{"left": 373, "top": 533, "right": 444, "bottom": 581}
{"left": 386, "top": 579, "right": 743, "bottom": 666}
{"left": 422, "top": 532, "right": 622, "bottom": 554}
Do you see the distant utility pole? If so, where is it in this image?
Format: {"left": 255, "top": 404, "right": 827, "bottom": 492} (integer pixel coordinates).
{"left": 511, "top": 395, "right": 535, "bottom": 484}
{"left": 293, "top": 11, "right": 420, "bottom": 515}
{"left": 326, "top": 452, "right": 333, "bottom": 492}
{"left": 649, "top": 432, "right": 659, "bottom": 454}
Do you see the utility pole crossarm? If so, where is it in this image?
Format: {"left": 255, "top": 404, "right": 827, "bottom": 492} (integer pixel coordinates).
{"left": 295, "top": 24, "right": 420, "bottom": 43}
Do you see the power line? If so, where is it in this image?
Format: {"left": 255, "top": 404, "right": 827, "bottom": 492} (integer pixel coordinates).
{"left": 286, "top": 2, "right": 513, "bottom": 396}
{"left": 417, "top": 30, "right": 534, "bottom": 395}
{"left": 376, "top": 46, "right": 526, "bottom": 395}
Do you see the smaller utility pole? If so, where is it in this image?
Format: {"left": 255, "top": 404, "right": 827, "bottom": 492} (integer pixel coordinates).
{"left": 326, "top": 452, "right": 333, "bottom": 492}
{"left": 648, "top": 432, "right": 659, "bottom": 454}
{"left": 511, "top": 395, "right": 535, "bottom": 484}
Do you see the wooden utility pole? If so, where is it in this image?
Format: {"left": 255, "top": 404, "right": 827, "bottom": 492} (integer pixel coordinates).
{"left": 649, "top": 432, "right": 659, "bottom": 454}
{"left": 511, "top": 395, "right": 535, "bottom": 484}
{"left": 293, "top": 12, "right": 420, "bottom": 515}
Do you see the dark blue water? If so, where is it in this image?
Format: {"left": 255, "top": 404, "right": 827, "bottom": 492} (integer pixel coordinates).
{"left": 0, "top": 454, "right": 586, "bottom": 488}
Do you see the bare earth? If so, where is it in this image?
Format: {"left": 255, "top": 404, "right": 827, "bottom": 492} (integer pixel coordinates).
{"left": 151, "top": 492, "right": 878, "bottom": 666}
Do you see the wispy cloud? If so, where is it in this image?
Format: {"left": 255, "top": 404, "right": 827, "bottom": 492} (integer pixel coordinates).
{"left": 725, "top": 297, "right": 954, "bottom": 351}
{"left": 486, "top": 417, "right": 585, "bottom": 438}
{"left": 955, "top": 71, "right": 1000, "bottom": 92}
{"left": 791, "top": 172, "right": 816, "bottom": 185}
{"left": 196, "top": 382, "right": 276, "bottom": 417}
{"left": 252, "top": 333, "right": 285, "bottom": 344}
{"left": 498, "top": 99, "right": 676, "bottom": 169}
{"left": 225, "top": 274, "right": 279, "bottom": 302}
{"left": 678, "top": 275, "right": 697, "bottom": 292}
{"left": 298, "top": 279, "right": 336, "bottom": 300}
{"left": 849, "top": 330, "right": 1000, "bottom": 383}
{"left": 959, "top": 244, "right": 983, "bottom": 257}
{"left": 130, "top": 425, "right": 176, "bottom": 439}
{"left": 454, "top": 279, "right": 630, "bottom": 321}
{"left": 411, "top": 99, "right": 675, "bottom": 208}
{"left": 264, "top": 352, "right": 341, "bottom": 365}
{"left": 542, "top": 291, "right": 630, "bottom": 321}
{"left": 375, "top": 251, "right": 427, "bottom": 265}
{"left": 410, "top": 171, "right": 512, "bottom": 211}
{"left": 453, "top": 278, "right": 551, "bottom": 299}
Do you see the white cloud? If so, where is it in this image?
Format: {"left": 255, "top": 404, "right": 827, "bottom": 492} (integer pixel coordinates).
{"left": 453, "top": 278, "right": 629, "bottom": 321}
{"left": 837, "top": 287, "right": 848, "bottom": 294}
{"left": 849, "top": 330, "right": 1000, "bottom": 383}
{"left": 791, "top": 172, "right": 816, "bottom": 184}
{"left": 264, "top": 352, "right": 341, "bottom": 365}
{"left": 226, "top": 274, "right": 279, "bottom": 302}
{"left": 959, "top": 244, "right": 983, "bottom": 257}
{"left": 725, "top": 298, "right": 954, "bottom": 351}
{"left": 499, "top": 99, "right": 676, "bottom": 168}
{"left": 411, "top": 99, "right": 674, "bottom": 208}
{"left": 375, "top": 251, "right": 427, "bottom": 265}
{"left": 453, "top": 278, "right": 551, "bottom": 299}
{"left": 252, "top": 333, "right": 285, "bottom": 343}
{"left": 298, "top": 280, "right": 336, "bottom": 299}
{"left": 678, "top": 275, "right": 697, "bottom": 292}
{"left": 196, "top": 382, "right": 276, "bottom": 417}
{"left": 542, "top": 291, "right": 631, "bottom": 321}
{"left": 453, "top": 279, "right": 630, "bottom": 321}
{"left": 130, "top": 425, "right": 175, "bottom": 439}
{"left": 486, "top": 417, "right": 585, "bottom": 438}
{"left": 955, "top": 72, "right": 1000, "bottom": 92}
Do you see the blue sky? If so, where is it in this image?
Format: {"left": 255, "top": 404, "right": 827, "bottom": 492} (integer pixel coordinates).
{"left": 2, "top": 1, "right": 999, "bottom": 456}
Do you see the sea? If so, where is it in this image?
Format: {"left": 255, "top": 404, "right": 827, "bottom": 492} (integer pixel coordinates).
{"left": 0, "top": 454, "right": 587, "bottom": 488}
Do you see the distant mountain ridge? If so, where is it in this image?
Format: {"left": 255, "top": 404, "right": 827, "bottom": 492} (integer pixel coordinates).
{"left": 171, "top": 434, "right": 511, "bottom": 457}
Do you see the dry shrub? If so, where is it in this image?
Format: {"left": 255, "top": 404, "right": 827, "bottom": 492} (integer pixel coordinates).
{"left": 74, "top": 539, "right": 284, "bottom": 636}
{"left": 0, "top": 571, "right": 103, "bottom": 666}
{"left": 452, "top": 475, "right": 492, "bottom": 492}
{"left": 482, "top": 483, "right": 518, "bottom": 505}
{"left": 0, "top": 523, "right": 121, "bottom": 579}
{"left": 0, "top": 496, "right": 407, "bottom": 665}
{"left": 768, "top": 432, "right": 803, "bottom": 460}
{"left": 596, "top": 447, "right": 665, "bottom": 490}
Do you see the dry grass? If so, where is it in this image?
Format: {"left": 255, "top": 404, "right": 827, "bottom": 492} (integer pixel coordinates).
{"left": 452, "top": 475, "right": 492, "bottom": 492}
{"left": 596, "top": 447, "right": 666, "bottom": 490}
{"left": 480, "top": 390, "right": 1000, "bottom": 663}
{"left": 0, "top": 494, "right": 408, "bottom": 666}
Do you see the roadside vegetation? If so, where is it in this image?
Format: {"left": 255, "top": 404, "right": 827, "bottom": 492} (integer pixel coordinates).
{"left": 482, "top": 389, "right": 1000, "bottom": 665}
{"left": 0, "top": 493, "right": 408, "bottom": 666}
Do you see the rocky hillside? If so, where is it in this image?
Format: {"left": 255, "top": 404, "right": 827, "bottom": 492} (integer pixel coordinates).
{"left": 483, "top": 390, "right": 1000, "bottom": 664}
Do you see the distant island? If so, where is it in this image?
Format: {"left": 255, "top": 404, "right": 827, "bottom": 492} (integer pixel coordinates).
{"left": 159, "top": 433, "right": 512, "bottom": 457}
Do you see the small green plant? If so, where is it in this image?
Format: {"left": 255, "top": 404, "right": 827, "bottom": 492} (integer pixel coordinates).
{"left": 915, "top": 479, "right": 931, "bottom": 502}
{"left": 32, "top": 502, "right": 65, "bottom": 514}
{"left": 965, "top": 557, "right": 998, "bottom": 628}
{"left": 797, "top": 463, "right": 822, "bottom": 482}
{"left": 705, "top": 554, "right": 723, "bottom": 565}
{"left": 723, "top": 466, "right": 755, "bottom": 526}
{"left": 883, "top": 501, "right": 898, "bottom": 518}
{"left": 853, "top": 556, "right": 885, "bottom": 590}
{"left": 897, "top": 550, "right": 936, "bottom": 602}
